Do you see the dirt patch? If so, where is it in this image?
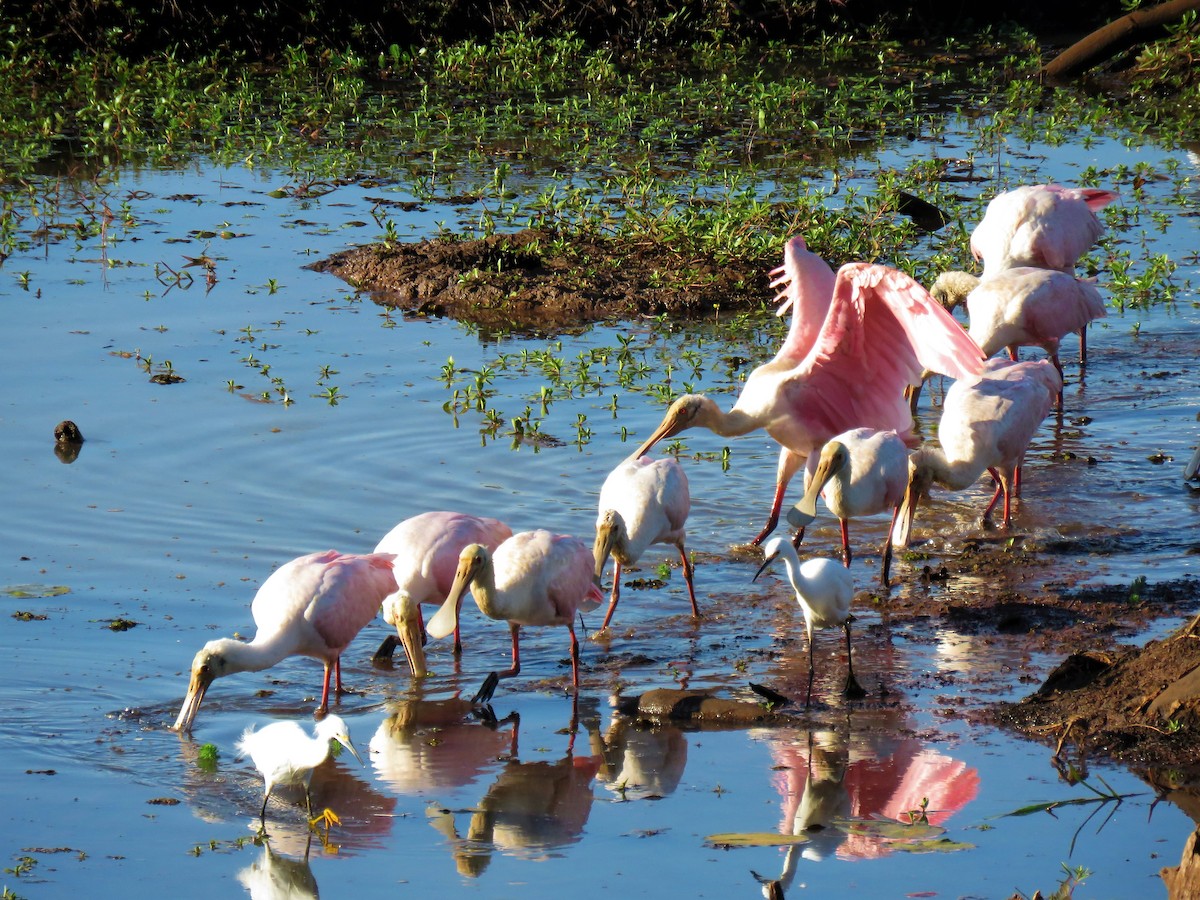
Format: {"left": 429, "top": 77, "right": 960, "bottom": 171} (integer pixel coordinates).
{"left": 307, "top": 228, "right": 767, "bottom": 335}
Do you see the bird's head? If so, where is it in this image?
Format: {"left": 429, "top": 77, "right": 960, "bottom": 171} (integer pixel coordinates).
{"left": 426, "top": 545, "right": 490, "bottom": 641}
{"left": 929, "top": 271, "right": 979, "bottom": 312}
{"left": 631, "top": 394, "right": 713, "bottom": 460}
{"left": 384, "top": 592, "right": 428, "bottom": 678}
{"left": 892, "top": 451, "right": 936, "bottom": 549}
{"left": 316, "top": 714, "right": 363, "bottom": 766}
{"left": 753, "top": 536, "right": 788, "bottom": 582}
{"left": 171, "top": 642, "right": 230, "bottom": 732}
{"left": 593, "top": 508, "right": 625, "bottom": 579}
{"left": 789, "top": 440, "right": 848, "bottom": 528}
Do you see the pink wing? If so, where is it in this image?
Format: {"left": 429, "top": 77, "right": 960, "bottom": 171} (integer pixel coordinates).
{"left": 543, "top": 533, "right": 604, "bottom": 620}
{"left": 776, "top": 263, "right": 984, "bottom": 445}
{"left": 377, "top": 511, "right": 512, "bottom": 603}
{"left": 769, "top": 235, "right": 838, "bottom": 363}
{"left": 306, "top": 551, "right": 398, "bottom": 651}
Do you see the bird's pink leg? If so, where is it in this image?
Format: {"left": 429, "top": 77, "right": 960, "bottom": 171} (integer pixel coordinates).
{"left": 568, "top": 623, "right": 581, "bottom": 691}
{"left": 880, "top": 505, "right": 900, "bottom": 587}
{"left": 1079, "top": 327, "right": 1088, "bottom": 366}
{"left": 982, "top": 467, "right": 1004, "bottom": 522}
{"left": 753, "top": 448, "right": 805, "bottom": 546}
{"left": 677, "top": 544, "right": 700, "bottom": 617}
{"left": 839, "top": 519, "right": 852, "bottom": 569}
{"left": 1051, "top": 351, "right": 1065, "bottom": 410}
{"left": 318, "top": 662, "right": 334, "bottom": 714}
{"left": 791, "top": 526, "right": 806, "bottom": 550}
{"left": 601, "top": 561, "right": 623, "bottom": 629}
{"left": 504, "top": 623, "right": 522, "bottom": 679}
{"left": 1007, "top": 345, "right": 1019, "bottom": 362}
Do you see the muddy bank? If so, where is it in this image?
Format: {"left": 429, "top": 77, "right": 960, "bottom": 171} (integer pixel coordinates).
{"left": 309, "top": 228, "right": 767, "bottom": 335}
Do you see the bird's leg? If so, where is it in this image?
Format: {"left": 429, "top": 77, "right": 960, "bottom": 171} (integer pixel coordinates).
{"left": 568, "top": 623, "right": 581, "bottom": 692}
{"left": 843, "top": 619, "right": 866, "bottom": 700}
{"left": 258, "top": 790, "right": 271, "bottom": 824}
{"left": 880, "top": 505, "right": 900, "bottom": 588}
{"left": 982, "top": 467, "right": 1004, "bottom": 524}
{"left": 1079, "top": 326, "right": 1088, "bottom": 366}
{"left": 335, "top": 657, "right": 344, "bottom": 693}
{"left": 601, "top": 561, "right": 623, "bottom": 629}
{"left": 677, "top": 543, "right": 700, "bottom": 617}
{"left": 1006, "top": 344, "right": 1019, "bottom": 362}
{"left": 805, "top": 634, "right": 815, "bottom": 708}
{"left": 839, "top": 519, "right": 852, "bottom": 569}
{"left": 317, "top": 662, "right": 334, "bottom": 715}
{"left": 473, "top": 623, "right": 522, "bottom": 704}
{"left": 790, "top": 525, "right": 806, "bottom": 551}
{"left": 753, "top": 448, "right": 805, "bottom": 546}
{"left": 1051, "top": 352, "right": 1065, "bottom": 410}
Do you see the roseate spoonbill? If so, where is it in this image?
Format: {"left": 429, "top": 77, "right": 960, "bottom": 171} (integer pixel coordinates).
{"left": 632, "top": 237, "right": 985, "bottom": 545}
{"left": 970, "top": 184, "right": 1119, "bottom": 277}
{"left": 172, "top": 550, "right": 398, "bottom": 732}
{"left": 593, "top": 455, "right": 698, "bottom": 630}
{"left": 894, "top": 358, "right": 1061, "bottom": 546}
{"left": 754, "top": 536, "right": 864, "bottom": 706}
{"left": 237, "top": 714, "right": 363, "bottom": 824}
{"left": 786, "top": 428, "right": 909, "bottom": 587}
{"left": 371, "top": 511, "right": 513, "bottom": 676}
{"left": 426, "top": 530, "right": 604, "bottom": 703}
{"left": 930, "top": 266, "right": 1106, "bottom": 401}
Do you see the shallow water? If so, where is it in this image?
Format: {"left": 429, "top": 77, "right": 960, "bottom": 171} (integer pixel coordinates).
{"left": 2, "top": 121, "right": 1199, "bottom": 898}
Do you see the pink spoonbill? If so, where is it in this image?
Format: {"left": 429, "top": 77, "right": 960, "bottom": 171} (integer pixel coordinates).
{"left": 632, "top": 236, "right": 985, "bottom": 544}
{"left": 930, "top": 266, "right": 1107, "bottom": 399}
{"left": 593, "top": 455, "right": 699, "bottom": 630}
{"left": 172, "top": 550, "right": 398, "bottom": 732}
{"left": 755, "top": 536, "right": 864, "bottom": 706}
{"left": 426, "top": 530, "right": 604, "bottom": 703}
{"left": 970, "top": 183, "right": 1119, "bottom": 277}
{"left": 372, "top": 511, "right": 513, "bottom": 676}
{"left": 893, "top": 358, "right": 1062, "bottom": 547}
{"left": 787, "top": 427, "right": 909, "bottom": 587}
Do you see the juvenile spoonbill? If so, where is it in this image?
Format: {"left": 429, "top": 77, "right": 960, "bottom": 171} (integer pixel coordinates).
{"left": 894, "top": 358, "right": 1061, "bottom": 546}
{"left": 237, "top": 714, "right": 363, "bottom": 823}
{"left": 632, "top": 236, "right": 984, "bottom": 545}
{"left": 787, "top": 428, "right": 909, "bottom": 587}
{"left": 426, "top": 530, "right": 604, "bottom": 703}
{"left": 593, "top": 455, "right": 698, "bottom": 629}
{"left": 172, "top": 550, "right": 397, "bottom": 731}
{"left": 755, "top": 537, "right": 864, "bottom": 706}
{"left": 970, "top": 184, "right": 1119, "bottom": 277}
{"left": 372, "top": 511, "right": 513, "bottom": 675}
{"left": 931, "top": 266, "right": 1106, "bottom": 397}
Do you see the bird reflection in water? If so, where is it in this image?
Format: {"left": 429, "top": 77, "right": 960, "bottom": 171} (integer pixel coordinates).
{"left": 424, "top": 699, "right": 604, "bottom": 876}
{"left": 589, "top": 713, "right": 687, "bottom": 802}
{"left": 754, "top": 720, "right": 979, "bottom": 894}
{"left": 236, "top": 835, "right": 319, "bottom": 900}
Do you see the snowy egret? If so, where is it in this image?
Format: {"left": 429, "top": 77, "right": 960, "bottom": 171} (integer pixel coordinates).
{"left": 632, "top": 236, "right": 984, "bottom": 545}
{"left": 593, "top": 455, "right": 698, "bottom": 629}
{"left": 371, "top": 511, "right": 513, "bottom": 675}
{"left": 426, "top": 530, "right": 604, "bottom": 703}
{"left": 237, "top": 714, "right": 363, "bottom": 824}
{"left": 754, "top": 537, "right": 864, "bottom": 706}
{"left": 787, "top": 428, "right": 909, "bottom": 587}
{"left": 172, "top": 550, "right": 398, "bottom": 731}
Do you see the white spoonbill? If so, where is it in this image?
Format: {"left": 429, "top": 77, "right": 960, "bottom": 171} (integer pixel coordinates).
{"left": 930, "top": 266, "right": 1106, "bottom": 395}
{"left": 172, "top": 550, "right": 398, "bottom": 732}
{"left": 755, "top": 537, "right": 864, "bottom": 706}
{"left": 237, "top": 714, "right": 363, "bottom": 823}
{"left": 970, "top": 184, "right": 1119, "bottom": 277}
{"left": 894, "top": 358, "right": 1061, "bottom": 547}
{"left": 632, "top": 236, "right": 984, "bottom": 545}
{"left": 787, "top": 428, "right": 909, "bottom": 587}
{"left": 426, "top": 530, "right": 604, "bottom": 703}
{"left": 593, "top": 455, "right": 698, "bottom": 629}
{"left": 372, "top": 511, "right": 513, "bottom": 676}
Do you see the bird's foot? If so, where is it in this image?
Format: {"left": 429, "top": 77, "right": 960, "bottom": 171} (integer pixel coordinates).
{"left": 843, "top": 674, "right": 867, "bottom": 701}
{"left": 372, "top": 634, "right": 399, "bottom": 662}
{"left": 309, "top": 807, "right": 341, "bottom": 835}
{"left": 472, "top": 671, "right": 501, "bottom": 706}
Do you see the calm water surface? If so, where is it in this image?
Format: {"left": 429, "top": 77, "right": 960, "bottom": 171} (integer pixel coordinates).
{"left": 2, "top": 123, "right": 1199, "bottom": 898}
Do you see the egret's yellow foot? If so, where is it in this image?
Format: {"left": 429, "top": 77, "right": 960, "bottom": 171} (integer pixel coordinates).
{"left": 308, "top": 807, "right": 341, "bottom": 832}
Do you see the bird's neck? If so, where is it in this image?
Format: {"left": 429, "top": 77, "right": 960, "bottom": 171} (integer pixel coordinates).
{"left": 703, "top": 401, "right": 761, "bottom": 438}
{"left": 469, "top": 564, "right": 503, "bottom": 620}
{"left": 913, "top": 445, "right": 986, "bottom": 491}
{"left": 212, "top": 635, "right": 294, "bottom": 675}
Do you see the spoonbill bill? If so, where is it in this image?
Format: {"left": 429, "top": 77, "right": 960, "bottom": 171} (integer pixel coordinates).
{"left": 970, "top": 183, "right": 1119, "bottom": 277}
{"left": 894, "top": 358, "right": 1061, "bottom": 547}
{"left": 372, "top": 511, "right": 513, "bottom": 676}
{"left": 787, "top": 428, "right": 909, "bottom": 587}
{"left": 930, "top": 266, "right": 1106, "bottom": 398}
{"left": 426, "top": 530, "right": 604, "bottom": 703}
{"left": 171, "top": 550, "right": 397, "bottom": 732}
{"left": 755, "top": 537, "right": 864, "bottom": 706}
{"left": 237, "top": 714, "right": 363, "bottom": 823}
{"left": 593, "top": 455, "right": 698, "bottom": 629}
{"left": 632, "top": 236, "right": 984, "bottom": 545}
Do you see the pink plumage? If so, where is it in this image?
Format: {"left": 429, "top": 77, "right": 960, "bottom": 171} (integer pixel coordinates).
{"left": 374, "top": 511, "right": 513, "bottom": 675}
{"left": 633, "top": 240, "right": 985, "bottom": 545}
{"left": 970, "top": 184, "right": 1118, "bottom": 277}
